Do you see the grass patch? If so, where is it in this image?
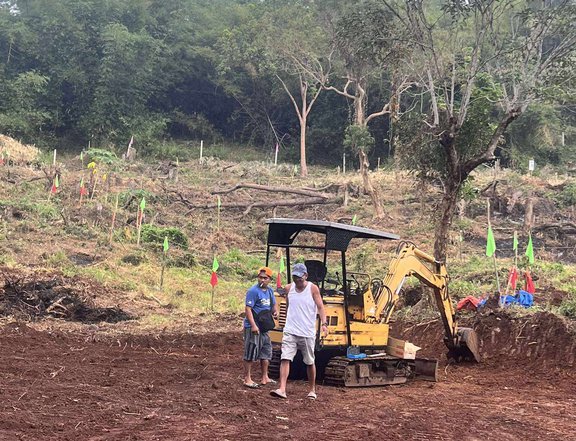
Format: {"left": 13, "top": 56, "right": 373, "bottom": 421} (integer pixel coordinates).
{"left": 559, "top": 295, "right": 576, "bottom": 318}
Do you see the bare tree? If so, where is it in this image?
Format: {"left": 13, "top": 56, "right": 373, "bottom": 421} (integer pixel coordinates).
{"left": 262, "top": 2, "right": 334, "bottom": 177}
{"left": 323, "top": 1, "right": 411, "bottom": 218}
{"left": 273, "top": 53, "right": 331, "bottom": 178}
{"left": 386, "top": 0, "right": 576, "bottom": 260}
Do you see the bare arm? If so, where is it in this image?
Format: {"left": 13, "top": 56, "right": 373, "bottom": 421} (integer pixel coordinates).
{"left": 245, "top": 306, "right": 259, "bottom": 334}
{"left": 272, "top": 289, "right": 279, "bottom": 318}
{"left": 311, "top": 284, "right": 328, "bottom": 336}
{"left": 283, "top": 283, "right": 292, "bottom": 311}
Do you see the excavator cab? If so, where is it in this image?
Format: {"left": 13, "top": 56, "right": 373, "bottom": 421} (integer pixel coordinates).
{"left": 264, "top": 218, "right": 480, "bottom": 386}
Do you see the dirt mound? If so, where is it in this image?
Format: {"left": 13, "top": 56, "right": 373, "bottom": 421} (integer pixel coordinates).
{"left": 0, "top": 267, "right": 133, "bottom": 323}
{"left": 0, "top": 134, "right": 41, "bottom": 163}
{"left": 393, "top": 310, "right": 576, "bottom": 370}
{"left": 474, "top": 310, "right": 576, "bottom": 369}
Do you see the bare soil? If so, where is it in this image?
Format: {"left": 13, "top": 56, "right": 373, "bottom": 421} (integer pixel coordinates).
{"left": 1, "top": 312, "right": 574, "bottom": 441}
{"left": 1, "top": 161, "right": 575, "bottom": 440}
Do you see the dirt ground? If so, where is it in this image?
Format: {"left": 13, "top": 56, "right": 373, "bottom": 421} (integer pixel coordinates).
{"left": 1, "top": 313, "right": 575, "bottom": 441}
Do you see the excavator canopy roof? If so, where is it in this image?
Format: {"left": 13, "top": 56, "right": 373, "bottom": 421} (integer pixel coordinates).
{"left": 265, "top": 218, "right": 399, "bottom": 252}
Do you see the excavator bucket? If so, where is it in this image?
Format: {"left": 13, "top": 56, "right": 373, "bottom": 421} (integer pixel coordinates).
{"left": 447, "top": 327, "right": 481, "bottom": 362}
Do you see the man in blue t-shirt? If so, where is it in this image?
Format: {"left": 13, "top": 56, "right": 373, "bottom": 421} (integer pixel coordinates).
{"left": 243, "top": 266, "right": 278, "bottom": 388}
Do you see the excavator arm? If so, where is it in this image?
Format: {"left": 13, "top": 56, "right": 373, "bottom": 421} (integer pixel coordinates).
{"left": 372, "top": 241, "right": 481, "bottom": 362}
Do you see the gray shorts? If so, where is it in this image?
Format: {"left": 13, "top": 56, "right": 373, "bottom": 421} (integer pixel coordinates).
{"left": 243, "top": 327, "right": 272, "bottom": 361}
{"left": 281, "top": 333, "right": 315, "bottom": 365}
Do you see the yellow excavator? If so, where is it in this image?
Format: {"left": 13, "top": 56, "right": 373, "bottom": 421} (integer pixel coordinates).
{"left": 265, "top": 218, "right": 480, "bottom": 387}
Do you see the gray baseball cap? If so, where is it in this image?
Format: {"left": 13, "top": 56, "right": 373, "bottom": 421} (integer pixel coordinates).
{"left": 292, "top": 263, "right": 308, "bottom": 278}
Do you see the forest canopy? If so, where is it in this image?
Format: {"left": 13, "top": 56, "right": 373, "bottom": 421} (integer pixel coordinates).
{"left": 0, "top": 0, "right": 574, "bottom": 173}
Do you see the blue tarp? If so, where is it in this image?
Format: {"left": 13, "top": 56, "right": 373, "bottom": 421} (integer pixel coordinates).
{"left": 477, "top": 290, "right": 534, "bottom": 308}
{"left": 500, "top": 290, "right": 534, "bottom": 308}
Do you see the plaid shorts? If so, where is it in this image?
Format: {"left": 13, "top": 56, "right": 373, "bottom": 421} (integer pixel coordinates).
{"left": 243, "top": 327, "right": 272, "bottom": 361}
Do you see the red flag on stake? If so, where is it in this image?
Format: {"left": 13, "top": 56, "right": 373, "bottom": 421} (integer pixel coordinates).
{"left": 210, "top": 256, "right": 219, "bottom": 287}
{"left": 276, "top": 255, "right": 285, "bottom": 289}
{"left": 51, "top": 175, "right": 59, "bottom": 194}
{"left": 80, "top": 177, "right": 88, "bottom": 196}
{"left": 210, "top": 271, "right": 218, "bottom": 287}
{"left": 524, "top": 271, "right": 535, "bottom": 294}
{"left": 507, "top": 267, "right": 518, "bottom": 291}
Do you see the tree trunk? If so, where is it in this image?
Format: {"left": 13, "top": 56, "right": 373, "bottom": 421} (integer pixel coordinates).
{"left": 524, "top": 194, "right": 534, "bottom": 232}
{"left": 433, "top": 180, "right": 461, "bottom": 262}
{"left": 358, "top": 150, "right": 384, "bottom": 218}
{"left": 300, "top": 118, "right": 308, "bottom": 177}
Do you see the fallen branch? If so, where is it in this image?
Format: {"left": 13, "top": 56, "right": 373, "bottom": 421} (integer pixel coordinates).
{"left": 185, "top": 196, "right": 342, "bottom": 213}
{"left": 213, "top": 183, "right": 332, "bottom": 199}
{"left": 534, "top": 223, "right": 576, "bottom": 235}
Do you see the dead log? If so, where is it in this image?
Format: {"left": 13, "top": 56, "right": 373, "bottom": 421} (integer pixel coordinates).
{"left": 534, "top": 223, "right": 576, "bottom": 235}
{"left": 213, "top": 183, "right": 332, "bottom": 199}
{"left": 184, "top": 196, "right": 342, "bottom": 214}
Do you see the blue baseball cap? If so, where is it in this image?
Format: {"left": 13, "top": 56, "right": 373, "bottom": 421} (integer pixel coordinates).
{"left": 292, "top": 263, "right": 307, "bottom": 278}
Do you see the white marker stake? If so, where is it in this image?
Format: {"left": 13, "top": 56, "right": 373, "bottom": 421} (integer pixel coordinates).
{"left": 200, "top": 140, "right": 204, "bottom": 161}
{"left": 53, "top": 149, "right": 57, "bottom": 166}
{"left": 274, "top": 142, "right": 279, "bottom": 166}
{"left": 343, "top": 153, "right": 346, "bottom": 174}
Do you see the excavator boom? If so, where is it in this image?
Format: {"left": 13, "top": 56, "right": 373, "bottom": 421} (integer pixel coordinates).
{"left": 377, "top": 241, "right": 481, "bottom": 362}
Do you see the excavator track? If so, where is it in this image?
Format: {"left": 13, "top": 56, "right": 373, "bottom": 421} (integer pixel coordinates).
{"left": 269, "top": 348, "right": 281, "bottom": 379}
{"left": 324, "top": 355, "right": 426, "bottom": 387}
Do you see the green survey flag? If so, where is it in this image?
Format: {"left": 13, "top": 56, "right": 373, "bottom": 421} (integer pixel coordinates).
{"left": 279, "top": 255, "right": 285, "bottom": 272}
{"left": 486, "top": 226, "right": 496, "bottom": 257}
{"left": 163, "top": 236, "right": 169, "bottom": 253}
{"left": 54, "top": 175, "right": 60, "bottom": 188}
{"left": 140, "top": 197, "right": 146, "bottom": 211}
{"left": 513, "top": 230, "right": 518, "bottom": 251}
{"left": 525, "top": 233, "right": 534, "bottom": 264}
{"left": 352, "top": 214, "right": 357, "bottom": 226}
{"left": 212, "top": 256, "right": 219, "bottom": 272}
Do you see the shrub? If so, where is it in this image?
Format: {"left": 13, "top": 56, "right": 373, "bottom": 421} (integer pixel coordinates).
{"left": 555, "top": 183, "right": 576, "bottom": 208}
{"left": 86, "top": 148, "right": 119, "bottom": 165}
{"left": 559, "top": 296, "right": 576, "bottom": 318}
{"left": 167, "top": 252, "right": 196, "bottom": 268}
{"left": 119, "top": 189, "right": 157, "bottom": 209}
{"left": 141, "top": 225, "right": 188, "bottom": 250}
{"left": 121, "top": 253, "right": 147, "bottom": 266}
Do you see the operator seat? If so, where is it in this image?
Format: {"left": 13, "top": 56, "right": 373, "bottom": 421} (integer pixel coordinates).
{"left": 304, "top": 259, "right": 327, "bottom": 286}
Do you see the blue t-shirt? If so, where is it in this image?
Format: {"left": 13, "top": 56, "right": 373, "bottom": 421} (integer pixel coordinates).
{"left": 244, "top": 283, "right": 276, "bottom": 328}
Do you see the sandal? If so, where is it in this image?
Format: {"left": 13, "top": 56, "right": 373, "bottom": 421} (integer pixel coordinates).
{"left": 262, "top": 379, "right": 277, "bottom": 385}
{"left": 270, "top": 389, "right": 287, "bottom": 399}
{"left": 307, "top": 391, "right": 317, "bottom": 400}
{"left": 243, "top": 382, "right": 260, "bottom": 389}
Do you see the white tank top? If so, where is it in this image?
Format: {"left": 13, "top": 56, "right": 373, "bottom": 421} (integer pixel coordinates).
{"left": 283, "top": 282, "right": 318, "bottom": 338}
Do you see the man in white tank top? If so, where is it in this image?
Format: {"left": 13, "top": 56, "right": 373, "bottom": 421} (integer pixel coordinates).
{"left": 270, "top": 263, "right": 328, "bottom": 400}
